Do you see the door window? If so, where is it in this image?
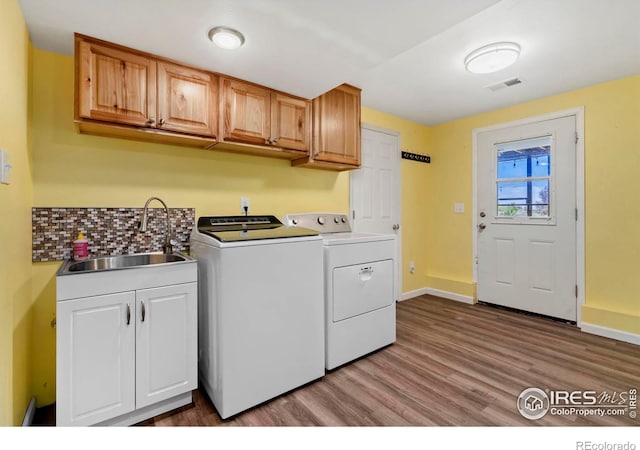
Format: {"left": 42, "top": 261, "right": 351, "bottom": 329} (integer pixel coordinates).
{"left": 495, "top": 135, "right": 553, "bottom": 222}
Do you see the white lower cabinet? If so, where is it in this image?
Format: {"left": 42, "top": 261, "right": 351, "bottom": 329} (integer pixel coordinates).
{"left": 57, "top": 291, "right": 136, "bottom": 426}
{"left": 135, "top": 284, "right": 197, "bottom": 409}
{"left": 56, "top": 270, "right": 197, "bottom": 427}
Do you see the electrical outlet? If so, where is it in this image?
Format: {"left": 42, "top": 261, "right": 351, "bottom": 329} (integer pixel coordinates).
{"left": 240, "top": 197, "right": 250, "bottom": 214}
{"left": 454, "top": 203, "right": 464, "bottom": 213}
{"left": 409, "top": 261, "right": 415, "bottom": 274}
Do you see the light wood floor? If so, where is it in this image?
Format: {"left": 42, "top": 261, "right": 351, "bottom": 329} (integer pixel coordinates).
{"left": 141, "top": 295, "right": 640, "bottom": 426}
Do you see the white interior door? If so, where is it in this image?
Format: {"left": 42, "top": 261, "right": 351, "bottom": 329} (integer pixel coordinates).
{"left": 476, "top": 115, "right": 577, "bottom": 321}
{"left": 350, "top": 125, "right": 402, "bottom": 299}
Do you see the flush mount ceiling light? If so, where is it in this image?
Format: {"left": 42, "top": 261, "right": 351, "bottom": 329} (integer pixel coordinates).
{"left": 208, "top": 26, "right": 245, "bottom": 50}
{"left": 464, "top": 42, "right": 521, "bottom": 74}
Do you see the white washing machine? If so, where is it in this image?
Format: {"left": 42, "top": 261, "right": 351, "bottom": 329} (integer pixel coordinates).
{"left": 190, "top": 215, "right": 324, "bottom": 419}
{"left": 284, "top": 213, "right": 396, "bottom": 369}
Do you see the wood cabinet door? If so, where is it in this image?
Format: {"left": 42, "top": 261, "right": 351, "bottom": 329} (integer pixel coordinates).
{"left": 220, "top": 78, "right": 271, "bottom": 145}
{"left": 77, "top": 39, "right": 156, "bottom": 127}
{"left": 135, "top": 283, "right": 197, "bottom": 409}
{"left": 313, "top": 84, "right": 361, "bottom": 166}
{"left": 157, "top": 62, "right": 217, "bottom": 137}
{"left": 271, "top": 93, "right": 311, "bottom": 152}
{"left": 56, "top": 292, "right": 136, "bottom": 426}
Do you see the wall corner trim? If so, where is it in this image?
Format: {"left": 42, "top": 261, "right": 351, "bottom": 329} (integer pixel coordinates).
{"left": 400, "top": 287, "right": 474, "bottom": 304}
{"left": 580, "top": 322, "right": 640, "bottom": 346}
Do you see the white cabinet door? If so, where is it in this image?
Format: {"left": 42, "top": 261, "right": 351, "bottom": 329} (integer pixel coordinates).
{"left": 56, "top": 292, "right": 136, "bottom": 426}
{"left": 135, "top": 283, "right": 197, "bottom": 408}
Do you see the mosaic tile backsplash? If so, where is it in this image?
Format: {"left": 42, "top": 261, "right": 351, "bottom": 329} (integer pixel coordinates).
{"left": 32, "top": 207, "right": 195, "bottom": 262}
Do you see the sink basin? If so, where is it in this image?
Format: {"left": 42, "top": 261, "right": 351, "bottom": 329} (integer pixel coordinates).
{"left": 58, "top": 252, "right": 192, "bottom": 275}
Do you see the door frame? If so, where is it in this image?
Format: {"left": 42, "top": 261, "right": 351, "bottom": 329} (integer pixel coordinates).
{"left": 472, "top": 107, "right": 585, "bottom": 324}
{"left": 350, "top": 123, "right": 402, "bottom": 299}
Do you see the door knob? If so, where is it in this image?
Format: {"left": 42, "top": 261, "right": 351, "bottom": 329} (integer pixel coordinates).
{"left": 478, "top": 223, "right": 486, "bottom": 230}
{"left": 392, "top": 224, "right": 400, "bottom": 231}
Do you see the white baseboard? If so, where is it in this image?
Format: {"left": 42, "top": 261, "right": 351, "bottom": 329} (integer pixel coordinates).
{"left": 399, "top": 287, "right": 430, "bottom": 301}
{"left": 580, "top": 322, "right": 640, "bottom": 345}
{"left": 400, "top": 287, "right": 475, "bottom": 304}
{"left": 22, "top": 397, "right": 36, "bottom": 426}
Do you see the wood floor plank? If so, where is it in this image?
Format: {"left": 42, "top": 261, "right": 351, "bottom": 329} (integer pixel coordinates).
{"left": 143, "top": 295, "right": 640, "bottom": 427}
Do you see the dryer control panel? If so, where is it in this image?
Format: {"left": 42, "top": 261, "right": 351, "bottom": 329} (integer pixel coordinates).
{"left": 284, "top": 213, "right": 351, "bottom": 234}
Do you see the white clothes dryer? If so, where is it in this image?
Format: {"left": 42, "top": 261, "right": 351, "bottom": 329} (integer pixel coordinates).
{"left": 284, "top": 213, "right": 396, "bottom": 369}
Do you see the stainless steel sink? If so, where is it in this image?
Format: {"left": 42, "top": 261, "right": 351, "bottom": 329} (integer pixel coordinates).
{"left": 58, "top": 252, "right": 192, "bottom": 275}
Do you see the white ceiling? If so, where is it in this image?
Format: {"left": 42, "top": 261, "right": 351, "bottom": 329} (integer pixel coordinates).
{"left": 17, "top": 0, "right": 640, "bottom": 125}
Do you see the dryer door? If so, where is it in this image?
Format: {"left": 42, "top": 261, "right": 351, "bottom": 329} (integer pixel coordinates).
{"left": 332, "top": 259, "right": 394, "bottom": 322}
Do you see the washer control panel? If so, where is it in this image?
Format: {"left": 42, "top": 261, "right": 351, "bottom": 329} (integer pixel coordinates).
{"left": 284, "top": 213, "right": 351, "bottom": 234}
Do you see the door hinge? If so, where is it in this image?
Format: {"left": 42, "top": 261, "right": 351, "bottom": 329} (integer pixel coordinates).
{"left": 575, "top": 208, "right": 578, "bottom": 221}
{"left": 575, "top": 131, "right": 579, "bottom": 144}
{"left": 575, "top": 285, "right": 578, "bottom": 298}
{"left": 352, "top": 210, "right": 355, "bottom": 220}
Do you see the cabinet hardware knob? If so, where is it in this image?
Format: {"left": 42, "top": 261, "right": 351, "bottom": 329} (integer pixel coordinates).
{"left": 146, "top": 117, "right": 156, "bottom": 126}
{"left": 158, "top": 118, "right": 166, "bottom": 126}
{"left": 271, "top": 137, "right": 279, "bottom": 144}
{"left": 126, "top": 304, "right": 131, "bottom": 325}
{"left": 141, "top": 301, "right": 146, "bottom": 322}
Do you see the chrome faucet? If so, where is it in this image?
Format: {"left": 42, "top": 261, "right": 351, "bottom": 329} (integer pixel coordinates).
{"left": 138, "top": 197, "right": 173, "bottom": 254}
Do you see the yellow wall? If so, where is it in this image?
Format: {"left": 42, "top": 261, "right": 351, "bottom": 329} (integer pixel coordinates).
{"left": 361, "top": 108, "right": 432, "bottom": 294}
{"left": 0, "top": 0, "right": 33, "bottom": 426}
{"left": 26, "top": 41, "right": 640, "bottom": 411}
{"left": 30, "top": 49, "right": 432, "bottom": 406}
{"left": 428, "top": 74, "right": 640, "bottom": 334}
{"left": 29, "top": 50, "right": 434, "bottom": 404}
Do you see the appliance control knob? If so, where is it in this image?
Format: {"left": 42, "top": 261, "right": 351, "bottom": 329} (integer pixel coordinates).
{"left": 341, "top": 217, "right": 347, "bottom": 223}
{"left": 292, "top": 218, "right": 298, "bottom": 225}
{"left": 334, "top": 217, "right": 340, "bottom": 224}
{"left": 317, "top": 217, "right": 325, "bottom": 225}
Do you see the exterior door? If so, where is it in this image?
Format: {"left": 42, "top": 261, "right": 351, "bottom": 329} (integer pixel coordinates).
{"left": 476, "top": 115, "right": 576, "bottom": 320}
{"left": 350, "top": 125, "right": 402, "bottom": 298}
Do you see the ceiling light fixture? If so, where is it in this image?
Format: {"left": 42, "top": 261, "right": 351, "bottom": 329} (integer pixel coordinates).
{"left": 464, "top": 42, "right": 521, "bottom": 74}
{"left": 208, "top": 26, "right": 245, "bottom": 50}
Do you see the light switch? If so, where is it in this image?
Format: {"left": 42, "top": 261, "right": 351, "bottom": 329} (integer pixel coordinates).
{"left": 454, "top": 202, "right": 464, "bottom": 213}
{"left": 0, "top": 150, "right": 11, "bottom": 185}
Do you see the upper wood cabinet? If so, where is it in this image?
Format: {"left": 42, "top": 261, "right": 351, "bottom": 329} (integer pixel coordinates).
{"left": 75, "top": 34, "right": 217, "bottom": 146}
{"left": 219, "top": 77, "right": 311, "bottom": 158}
{"left": 220, "top": 78, "right": 271, "bottom": 145}
{"left": 157, "top": 62, "right": 217, "bottom": 137}
{"left": 73, "top": 34, "right": 359, "bottom": 168}
{"left": 271, "top": 93, "right": 312, "bottom": 152}
{"left": 77, "top": 38, "right": 156, "bottom": 127}
{"left": 292, "top": 84, "right": 361, "bottom": 170}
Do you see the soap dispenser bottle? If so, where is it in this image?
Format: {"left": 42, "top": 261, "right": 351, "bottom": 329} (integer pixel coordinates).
{"left": 73, "top": 232, "right": 89, "bottom": 260}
